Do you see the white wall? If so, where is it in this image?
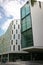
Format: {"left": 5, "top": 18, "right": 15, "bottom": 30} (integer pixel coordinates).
{"left": 30, "top": 2, "right": 43, "bottom": 46}
{"left": 11, "top": 19, "right": 21, "bottom": 51}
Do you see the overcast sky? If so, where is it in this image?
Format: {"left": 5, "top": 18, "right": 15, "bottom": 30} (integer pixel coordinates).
{"left": 0, "top": 0, "right": 43, "bottom": 36}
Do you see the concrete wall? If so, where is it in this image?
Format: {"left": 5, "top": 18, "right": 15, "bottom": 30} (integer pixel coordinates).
{"left": 30, "top": 1, "right": 43, "bottom": 46}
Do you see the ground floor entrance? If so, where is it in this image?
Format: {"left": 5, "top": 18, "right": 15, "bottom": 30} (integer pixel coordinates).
{"left": 0, "top": 53, "right": 29, "bottom": 63}
{"left": 0, "top": 52, "right": 43, "bottom": 63}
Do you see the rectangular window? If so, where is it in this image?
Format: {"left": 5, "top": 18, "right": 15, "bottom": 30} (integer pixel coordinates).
{"left": 21, "top": 7, "right": 26, "bottom": 18}
{"left": 11, "top": 40, "right": 13, "bottom": 45}
{"left": 26, "top": 15, "right": 31, "bottom": 29}
{"left": 18, "top": 25, "right": 20, "bottom": 29}
{"left": 14, "top": 34, "right": 15, "bottom": 39}
{"left": 13, "top": 45, "right": 15, "bottom": 50}
{"left": 16, "top": 29, "right": 18, "bottom": 34}
{"left": 12, "top": 30, "right": 13, "bottom": 34}
{"left": 16, "top": 40, "right": 17, "bottom": 45}
{"left": 18, "top": 45, "right": 20, "bottom": 51}
{"left": 18, "top": 34, "right": 20, "bottom": 39}
{"left": 14, "top": 25, "right": 15, "bottom": 29}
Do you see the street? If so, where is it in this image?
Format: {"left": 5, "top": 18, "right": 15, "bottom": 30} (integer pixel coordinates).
{"left": 0, "top": 61, "right": 43, "bottom": 65}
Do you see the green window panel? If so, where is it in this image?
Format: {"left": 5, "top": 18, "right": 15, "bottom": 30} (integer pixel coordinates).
{"left": 21, "top": 3, "right": 31, "bottom": 19}
{"left": 21, "top": 7, "right": 26, "bottom": 18}
{"left": 21, "top": 18, "right": 27, "bottom": 31}
{"left": 26, "top": 15, "right": 32, "bottom": 29}
{"left": 21, "top": 29, "right": 33, "bottom": 48}
{"left": 25, "top": 4, "right": 30, "bottom": 15}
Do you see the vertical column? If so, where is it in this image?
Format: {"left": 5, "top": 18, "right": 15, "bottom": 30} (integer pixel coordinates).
{"left": 8, "top": 54, "right": 9, "bottom": 62}
{"left": 31, "top": 53, "right": 33, "bottom": 61}
{"left": 1, "top": 55, "right": 3, "bottom": 63}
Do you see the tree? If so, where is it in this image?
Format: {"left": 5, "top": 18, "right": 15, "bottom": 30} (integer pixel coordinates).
{"left": 31, "top": 0, "right": 41, "bottom": 8}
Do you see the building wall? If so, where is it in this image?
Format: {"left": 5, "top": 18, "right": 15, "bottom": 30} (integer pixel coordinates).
{"left": 30, "top": 1, "right": 43, "bottom": 46}
{"left": 0, "top": 23, "right": 11, "bottom": 54}
{"left": 10, "top": 20, "right": 21, "bottom": 51}
{"left": 0, "top": 19, "right": 21, "bottom": 54}
{"left": 21, "top": 1, "right": 33, "bottom": 48}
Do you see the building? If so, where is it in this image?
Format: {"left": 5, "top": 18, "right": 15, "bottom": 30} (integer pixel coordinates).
{"left": 21, "top": 0, "right": 43, "bottom": 60}
{"left": 0, "top": 19, "right": 28, "bottom": 62}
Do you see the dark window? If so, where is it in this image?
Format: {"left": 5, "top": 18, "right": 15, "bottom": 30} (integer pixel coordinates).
{"left": 18, "top": 45, "right": 20, "bottom": 50}
{"left": 39, "top": 1, "right": 41, "bottom": 8}
{"left": 18, "top": 34, "right": 20, "bottom": 39}
{"left": 16, "top": 29, "right": 18, "bottom": 34}
{"left": 16, "top": 40, "right": 17, "bottom": 45}
{"left": 13, "top": 45, "right": 15, "bottom": 50}
{"left": 14, "top": 25, "right": 15, "bottom": 29}
{"left": 12, "top": 30, "right": 13, "bottom": 34}
{"left": 18, "top": 25, "right": 20, "bottom": 29}
{"left": 11, "top": 40, "right": 13, "bottom": 45}
{"left": 14, "top": 34, "right": 15, "bottom": 39}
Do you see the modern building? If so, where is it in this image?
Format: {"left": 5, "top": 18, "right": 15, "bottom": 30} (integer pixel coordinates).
{"left": 21, "top": 0, "right": 43, "bottom": 60}
{"left": 0, "top": 19, "right": 28, "bottom": 62}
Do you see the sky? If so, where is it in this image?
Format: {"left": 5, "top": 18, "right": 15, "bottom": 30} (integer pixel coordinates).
{"left": 0, "top": 0, "right": 43, "bottom": 36}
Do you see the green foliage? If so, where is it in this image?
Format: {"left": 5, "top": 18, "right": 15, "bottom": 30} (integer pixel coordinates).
{"left": 31, "top": 0, "right": 37, "bottom": 6}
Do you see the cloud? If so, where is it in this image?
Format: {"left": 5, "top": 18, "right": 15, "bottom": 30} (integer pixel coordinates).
{"left": 4, "top": 1, "right": 21, "bottom": 19}
{"left": 0, "top": 0, "right": 28, "bottom": 36}
{"left": 1, "top": 19, "right": 12, "bottom": 32}
{"left": 0, "top": 16, "right": 2, "bottom": 19}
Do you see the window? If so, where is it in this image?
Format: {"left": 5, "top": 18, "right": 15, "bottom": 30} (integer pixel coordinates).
{"left": 16, "top": 29, "right": 18, "bottom": 34}
{"left": 18, "top": 34, "right": 20, "bottom": 39}
{"left": 14, "top": 25, "right": 15, "bottom": 29}
{"left": 39, "top": 1, "right": 41, "bottom": 8}
{"left": 18, "top": 45, "right": 20, "bottom": 51}
{"left": 26, "top": 4, "right": 30, "bottom": 15}
{"left": 21, "top": 18, "right": 26, "bottom": 32}
{"left": 18, "top": 25, "right": 20, "bottom": 29}
{"left": 21, "top": 7, "right": 26, "bottom": 18}
{"left": 14, "top": 34, "right": 15, "bottom": 39}
{"left": 11, "top": 40, "right": 13, "bottom": 45}
{"left": 16, "top": 40, "right": 17, "bottom": 45}
{"left": 13, "top": 45, "right": 15, "bottom": 50}
{"left": 12, "top": 30, "right": 13, "bottom": 34}
{"left": 26, "top": 15, "right": 31, "bottom": 29}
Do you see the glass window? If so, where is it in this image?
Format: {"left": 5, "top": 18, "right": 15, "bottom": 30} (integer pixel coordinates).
{"left": 16, "top": 29, "right": 18, "bottom": 34}
{"left": 18, "top": 34, "right": 20, "bottom": 39}
{"left": 18, "top": 25, "right": 20, "bottom": 29}
{"left": 21, "top": 7, "right": 26, "bottom": 18}
{"left": 18, "top": 45, "right": 20, "bottom": 51}
{"left": 16, "top": 40, "right": 17, "bottom": 45}
{"left": 21, "top": 29, "right": 33, "bottom": 48}
{"left": 14, "top": 25, "right": 15, "bottom": 29}
{"left": 26, "top": 15, "right": 31, "bottom": 29}
{"left": 12, "top": 30, "right": 13, "bottom": 34}
{"left": 21, "top": 19, "right": 27, "bottom": 32}
{"left": 13, "top": 45, "right": 15, "bottom": 50}
{"left": 25, "top": 5, "right": 30, "bottom": 15}
{"left": 14, "top": 34, "right": 15, "bottom": 39}
{"left": 11, "top": 40, "right": 13, "bottom": 45}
